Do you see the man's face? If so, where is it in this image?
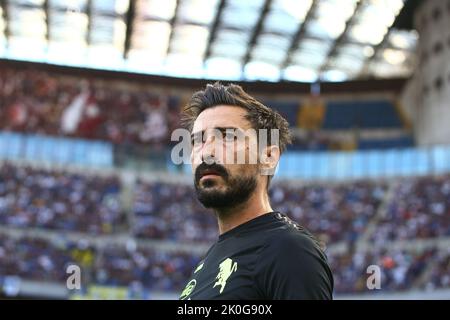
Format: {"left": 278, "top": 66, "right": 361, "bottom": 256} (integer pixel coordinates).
{"left": 190, "top": 105, "right": 261, "bottom": 209}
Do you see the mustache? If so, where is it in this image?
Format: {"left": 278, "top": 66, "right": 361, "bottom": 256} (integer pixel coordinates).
{"left": 195, "top": 162, "right": 229, "bottom": 183}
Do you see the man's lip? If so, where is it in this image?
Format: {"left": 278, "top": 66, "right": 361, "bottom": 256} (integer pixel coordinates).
{"left": 200, "top": 173, "right": 221, "bottom": 180}
{"left": 200, "top": 170, "right": 221, "bottom": 177}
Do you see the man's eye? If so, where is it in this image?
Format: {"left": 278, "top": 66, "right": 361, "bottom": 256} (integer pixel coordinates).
{"left": 192, "top": 135, "right": 202, "bottom": 145}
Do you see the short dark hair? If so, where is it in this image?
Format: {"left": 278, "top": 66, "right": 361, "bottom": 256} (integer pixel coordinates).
{"left": 181, "top": 82, "right": 292, "bottom": 153}
{"left": 181, "top": 82, "right": 292, "bottom": 188}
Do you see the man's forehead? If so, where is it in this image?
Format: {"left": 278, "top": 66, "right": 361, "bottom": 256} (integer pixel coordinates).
{"left": 192, "top": 105, "right": 251, "bottom": 132}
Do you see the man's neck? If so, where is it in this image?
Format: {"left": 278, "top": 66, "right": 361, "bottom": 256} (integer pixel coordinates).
{"left": 214, "top": 188, "right": 273, "bottom": 235}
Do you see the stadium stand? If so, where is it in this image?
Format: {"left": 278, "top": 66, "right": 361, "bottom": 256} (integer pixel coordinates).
{"left": 0, "top": 160, "right": 448, "bottom": 299}
{"left": 370, "top": 175, "right": 450, "bottom": 243}
{"left": 0, "top": 67, "right": 180, "bottom": 147}
{"left": 0, "top": 66, "right": 414, "bottom": 152}
{"left": 424, "top": 249, "right": 450, "bottom": 290}
{"left": 329, "top": 247, "right": 438, "bottom": 294}
{"left": 132, "top": 179, "right": 217, "bottom": 242}
{"left": 322, "top": 100, "right": 403, "bottom": 130}
{"left": 0, "top": 163, "right": 125, "bottom": 234}
{"left": 358, "top": 135, "right": 415, "bottom": 150}
{"left": 132, "top": 179, "right": 387, "bottom": 244}
{"left": 0, "top": 0, "right": 449, "bottom": 302}
{"left": 0, "top": 234, "right": 202, "bottom": 294}
{"left": 0, "top": 59, "right": 448, "bottom": 299}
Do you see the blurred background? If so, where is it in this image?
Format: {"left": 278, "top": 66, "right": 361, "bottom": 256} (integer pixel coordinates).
{"left": 0, "top": 0, "right": 449, "bottom": 299}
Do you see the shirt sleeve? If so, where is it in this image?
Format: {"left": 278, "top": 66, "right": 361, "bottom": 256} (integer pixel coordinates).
{"left": 254, "top": 230, "right": 334, "bottom": 300}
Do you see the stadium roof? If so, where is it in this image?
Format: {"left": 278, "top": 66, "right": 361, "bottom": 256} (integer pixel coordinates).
{"left": 0, "top": 0, "right": 419, "bottom": 83}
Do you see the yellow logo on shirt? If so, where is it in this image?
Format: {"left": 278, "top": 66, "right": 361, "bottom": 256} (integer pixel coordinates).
{"left": 194, "top": 262, "right": 204, "bottom": 274}
{"left": 180, "top": 279, "right": 196, "bottom": 300}
{"left": 213, "top": 258, "right": 237, "bottom": 294}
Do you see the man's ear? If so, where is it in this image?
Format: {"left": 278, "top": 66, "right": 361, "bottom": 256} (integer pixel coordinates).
{"left": 260, "top": 145, "right": 280, "bottom": 176}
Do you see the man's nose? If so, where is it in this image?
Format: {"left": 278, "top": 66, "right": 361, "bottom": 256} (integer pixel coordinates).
{"left": 201, "top": 135, "right": 216, "bottom": 163}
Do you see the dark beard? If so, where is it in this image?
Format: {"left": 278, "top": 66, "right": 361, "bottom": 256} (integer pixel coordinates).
{"left": 194, "top": 164, "right": 257, "bottom": 209}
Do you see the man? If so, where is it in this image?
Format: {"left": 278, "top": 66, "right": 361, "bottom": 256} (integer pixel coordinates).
{"left": 179, "top": 83, "right": 333, "bottom": 300}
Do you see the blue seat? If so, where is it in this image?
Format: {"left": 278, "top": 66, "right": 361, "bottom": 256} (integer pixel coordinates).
{"left": 264, "top": 100, "right": 300, "bottom": 127}
{"left": 358, "top": 136, "right": 414, "bottom": 150}
{"left": 322, "top": 100, "right": 402, "bottom": 129}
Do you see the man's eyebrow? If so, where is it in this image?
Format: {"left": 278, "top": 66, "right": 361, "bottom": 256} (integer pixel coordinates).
{"left": 214, "top": 127, "right": 242, "bottom": 133}
{"left": 191, "top": 127, "right": 242, "bottom": 139}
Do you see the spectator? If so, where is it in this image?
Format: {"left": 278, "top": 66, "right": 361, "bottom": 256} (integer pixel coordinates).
{"left": 0, "top": 163, "right": 125, "bottom": 234}
{"left": 371, "top": 175, "right": 450, "bottom": 243}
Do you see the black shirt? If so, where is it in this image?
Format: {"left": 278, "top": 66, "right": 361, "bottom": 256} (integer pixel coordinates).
{"left": 179, "top": 212, "right": 334, "bottom": 300}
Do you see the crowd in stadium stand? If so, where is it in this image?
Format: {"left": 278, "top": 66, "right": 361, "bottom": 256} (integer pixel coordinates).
{"left": 0, "top": 161, "right": 388, "bottom": 244}
{"left": 0, "top": 162, "right": 448, "bottom": 296}
{"left": 0, "top": 67, "right": 344, "bottom": 152}
{"left": 1, "top": 61, "right": 448, "bottom": 299}
{"left": 94, "top": 244, "right": 200, "bottom": 292}
{"left": 269, "top": 181, "right": 387, "bottom": 244}
{"left": 0, "top": 67, "right": 180, "bottom": 147}
{"left": 0, "top": 164, "right": 448, "bottom": 296}
{"left": 370, "top": 175, "right": 450, "bottom": 243}
{"left": 1, "top": 234, "right": 447, "bottom": 296}
{"left": 132, "top": 180, "right": 218, "bottom": 242}
{"left": 3, "top": 160, "right": 435, "bottom": 246}
{"left": 132, "top": 180, "right": 387, "bottom": 245}
{"left": 329, "top": 247, "right": 437, "bottom": 294}
{"left": 423, "top": 248, "right": 450, "bottom": 290}
{"left": 0, "top": 235, "right": 201, "bottom": 293}
{"left": 0, "top": 163, "right": 125, "bottom": 234}
{"left": 0, "top": 235, "right": 72, "bottom": 283}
